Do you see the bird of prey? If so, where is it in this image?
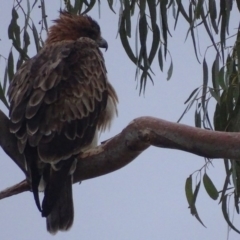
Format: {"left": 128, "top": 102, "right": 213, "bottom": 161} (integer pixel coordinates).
{"left": 8, "top": 11, "right": 118, "bottom": 234}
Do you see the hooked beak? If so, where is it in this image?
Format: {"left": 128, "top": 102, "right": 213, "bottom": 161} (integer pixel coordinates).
{"left": 97, "top": 37, "right": 108, "bottom": 51}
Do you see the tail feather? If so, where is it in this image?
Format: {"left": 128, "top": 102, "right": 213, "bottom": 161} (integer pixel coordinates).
{"left": 42, "top": 158, "right": 75, "bottom": 234}
{"left": 46, "top": 175, "right": 74, "bottom": 234}
{"left": 25, "top": 144, "right": 75, "bottom": 234}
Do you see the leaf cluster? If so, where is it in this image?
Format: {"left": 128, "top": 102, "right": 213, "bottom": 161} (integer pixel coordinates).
{"left": 0, "top": 0, "right": 47, "bottom": 109}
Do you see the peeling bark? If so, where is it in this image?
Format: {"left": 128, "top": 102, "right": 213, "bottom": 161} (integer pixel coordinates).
{"left": 1, "top": 109, "right": 240, "bottom": 200}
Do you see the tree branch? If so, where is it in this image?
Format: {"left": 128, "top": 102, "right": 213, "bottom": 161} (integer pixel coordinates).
{"left": 1, "top": 109, "right": 240, "bottom": 200}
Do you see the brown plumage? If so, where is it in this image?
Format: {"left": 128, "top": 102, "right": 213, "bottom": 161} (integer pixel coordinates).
{"left": 8, "top": 11, "right": 118, "bottom": 234}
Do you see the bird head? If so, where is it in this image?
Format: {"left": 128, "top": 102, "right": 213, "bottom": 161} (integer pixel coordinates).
{"left": 45, "top": 11, "right": 108, "bottom": 50}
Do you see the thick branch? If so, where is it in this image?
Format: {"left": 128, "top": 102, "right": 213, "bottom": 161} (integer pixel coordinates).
{"left": 0, "top": 180, "right": 29, "bottom": 199}
{"left": 2, "top": 110, "right": 240, "bottom": 199}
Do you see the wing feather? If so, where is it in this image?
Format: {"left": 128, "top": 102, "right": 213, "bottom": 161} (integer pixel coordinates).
{"left": 8, "top": 37, "right": 109, "bottom": 164}
{"left": 44, "top": 88, "right": 58, "bottom": 104}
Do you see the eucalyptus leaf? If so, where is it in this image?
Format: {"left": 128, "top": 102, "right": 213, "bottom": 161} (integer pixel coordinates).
{"left": 202, "top": 58, "right": 208, "bottom": 110}
{"left": 203, "top": 173, "right": 219, "bottom": 200}
{"left": 7, "top": 50, "right": 14, "bottom": 82}
{"left": 107, "top": 0, "right": 116, "bottom": 13}
{"left": 158, "top": 45, "right": 163, "bottom": 72}
{"left": 195, "top": 109, "right": 201, "bottom": 128}
{"left": 185, "top": 175, "right": 193, "bottom": 206}
{"left": 166, "top": 57, "right": 173, "bottom": 80}
{"left": 222, "top": 195, "right": 240, "bottom": 234}
{"left": 184, "top": 87, "right": 199, "bottom": 104}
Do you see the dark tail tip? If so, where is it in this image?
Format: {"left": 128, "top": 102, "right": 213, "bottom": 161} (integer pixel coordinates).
{"left": 46, "top": 175, "right": 74, "bottom": 234}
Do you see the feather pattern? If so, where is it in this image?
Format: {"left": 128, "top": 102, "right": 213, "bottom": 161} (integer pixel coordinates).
{"left": 8, "top": 12, "right": 118, "bottom": 235}
{"left": 9, "top": 38, "right": 111, "bottom": 162}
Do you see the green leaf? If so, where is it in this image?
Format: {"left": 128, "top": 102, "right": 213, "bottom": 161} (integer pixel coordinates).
{"left": 175, "top": 0, "right": 190, "bottom": 26}
{"left": 171, "top": 0, "right": 176, "bottom": 18}
{"left": 139, "top": 71, "right": 153, "bottom": 95}
{"left": 177, "top": 104, "right": 190, "bottom": 123}
{"left": 209, "top": 0, "right": 218, "bottom": 33}
{"left": 119, "top": 15, "right": 146, "bottom": 81}
{"left": 3, "top": 63, "right": 8, "bottom": 93}
{"left": 119, "top": 17, "right": 137, "bottom": 65}
{"left": 139, "top": 0, "right": 146, "bottom": 16}
{"left": 8, "top": 8, "right": 29, "bottom": 61}
{"left": 192, "top": 180, "right": 201, "bottom": 205}
{"left": 233, "top": 85, "right": 239, "bottom": 103}
{"left": 212, "top": 54, "right": 220, "bottom": 95}
{"left": 231, "top": 160, "right": 237, "bottom": 190}
{"left": 200, "top": 7, "right": 219, "bottom": 55}
{"left": 40, "top": 0, "right": 48, "bottom": 32}
{"left": 139, "top": 13, "right": 147, "bottom": 48}
{"left": 107, "top": 0, "right": 116, "bottom": 13}
{"left": 147, "top": 0, "right": 157, "bottom": 26}
{"left": 73, "top": 0, "right": 82, "bottom": 14}
{"left": 219, "top": 166, "right": 231, "bottom": 204}
{"left": 209, "top": 87, "right": 220, "bottom": 104}
{"left": 195, "top": 109, "right": 201, "bottom": 128}
{"left": 218, "top": 66, "right": 226, "bottom": 90}
{"left": 11, "top": 8, "right": 21, "bottom": 46}
{"left": 188, "top": 2, "right": 200, "bottom": 63}
{"left": 81, "top": 0, "right": 96, "bottom": 14}
{"left": 193, "top": 208, "right": 206, "bottom": 228}
{"left": 213, "top": 91, "right": 227, "bottom": 131}
{"left": 195, "top": 0, "right": 204, "bottom": 19}
{"left": 185, "top": 177, "right": 206, "bottom": 227}
{"left": 178, "top": 91, "right": 199, "bottom": 122}
{"left": 167, "top": 57, "right": 173, "bottom": 80}
{"left": 123, "top": 0, "right": 131, "bottom": 37}
{"left": 32, "top": 22, "right": 41, "bottom": 52}
{"left": 25, "top": 0, "right": 31, "bottom": 29}
{"left": 7, "top": 50, "right": 14, "bottom": 82}
{"left": 222, "top": 195, "right": 240, "bottom": 234}
{"left": 209, "top": 0, "right": 217, "bottom": 19}
{"left": 130, "top": 0, "right": 136, "bottom": 15}
{"left": 158, "top": 45, "right": 163, "bottom": 71}
{"left": 23, "top": 30, "right": 30, "bottom": 54}
{"left": 226, "top": 86, "right": 234, "bottom": 117}
{"left": 220, "top": 1, "right": 226, "bottom": 61}
{"left": 203, "top": 173, "right": 219, "bottom": 200}
{"left": 185, "top": 175, "right": 193, "bottom": 206}
{"left": 202, "top": 58, "right": 208, "bottom": 110}
{"left": 184, "top": 87, "right": 199, "bottom": 104}
{"left": 160, "top": 0, "right": 169, "bottom": 57}
{"left": 236, "top": 30, "right": 240, "bottom": 83}
{"left": 226, "top": 53, "right": 234, "bottom": 78}
{"left": 148, "top": 24, "right": 160, "bottom": 66}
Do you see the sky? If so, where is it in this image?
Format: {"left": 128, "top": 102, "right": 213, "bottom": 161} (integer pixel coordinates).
{"left": 0, "top": 1, "right": 239, "bottom": 240}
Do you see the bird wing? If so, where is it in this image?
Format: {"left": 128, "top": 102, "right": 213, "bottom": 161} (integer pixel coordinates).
{"left": 8, "top": 37, "right": 108, "bottom": 163}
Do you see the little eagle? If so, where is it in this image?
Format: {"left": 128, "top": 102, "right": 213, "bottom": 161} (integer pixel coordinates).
{"left": 8, "top": 11, "right": 118, "bottom": 234}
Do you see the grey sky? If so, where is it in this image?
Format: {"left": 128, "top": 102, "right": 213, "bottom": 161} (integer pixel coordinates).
{"left": 0, "top": 1, "right": 239, "bottom": 239}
